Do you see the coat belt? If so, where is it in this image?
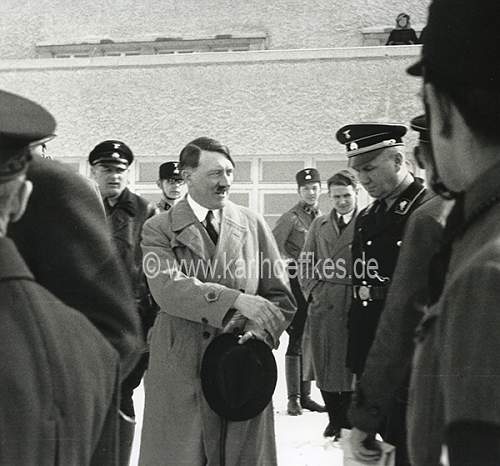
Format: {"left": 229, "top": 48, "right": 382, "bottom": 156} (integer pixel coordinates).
{"left": 353, "top": 285, "right": 389, "bottom": 301}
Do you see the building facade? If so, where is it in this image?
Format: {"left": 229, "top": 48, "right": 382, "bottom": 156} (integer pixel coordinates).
{"left": 0, "top": 1, "right": 429, "bottom": 225}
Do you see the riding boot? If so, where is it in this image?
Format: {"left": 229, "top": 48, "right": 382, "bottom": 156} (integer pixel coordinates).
{"left": 285, "top": 355, "right": 302, "bottom": 415}
{"left": 301, "top": 380, "right": 326, "bottom": 412}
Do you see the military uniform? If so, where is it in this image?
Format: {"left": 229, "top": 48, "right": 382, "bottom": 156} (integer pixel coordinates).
{"left": 336, "top": 122, "right": 429, "bottom": 465}
{"left": 272, "top": 168, "right": 325, "bottom": 414}
{"left": 156, "top": 161, "right": 183, "bottom": 212}
{"left": 347, "top": 180, "right": 428, "bottom": 375}
{"left": 90, "top": 140, "right": 157, "bottom": 465}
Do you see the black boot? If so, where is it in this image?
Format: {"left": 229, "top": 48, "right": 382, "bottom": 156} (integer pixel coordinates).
{"left": 301, "top": 380, "right": 326, "bottom": 412}
{"left": 321, "top": 390, "right": 339, "bottom": 438}
{"left": 285, "top": 355, "right": 303, "bottom": 415}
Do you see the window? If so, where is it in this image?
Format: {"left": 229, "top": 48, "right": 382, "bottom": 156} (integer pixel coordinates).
{"left": 36, "top": 34, "right": 268, "bottom": 58}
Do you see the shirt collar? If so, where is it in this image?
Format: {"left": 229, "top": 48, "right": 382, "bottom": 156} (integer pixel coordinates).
{"left": 338, "top": 209, "right": 355, "bottom": 224}
{"left": 187, "top": 194, "right": 221, "bottom": 224}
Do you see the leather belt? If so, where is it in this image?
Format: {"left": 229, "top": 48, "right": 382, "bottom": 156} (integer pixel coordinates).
{"left": 353, "top": 285, "right": 389, "bottom": 301}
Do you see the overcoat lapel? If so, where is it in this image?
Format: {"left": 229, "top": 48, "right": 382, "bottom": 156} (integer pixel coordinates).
{"left": 170, "top": 198, "right": 215, "bottom": 260}
{"left": 328, "top": 209, "right": 357, "bottom": 257}
{"left": 212, "top": 202, "right": 248, "bottom": 283}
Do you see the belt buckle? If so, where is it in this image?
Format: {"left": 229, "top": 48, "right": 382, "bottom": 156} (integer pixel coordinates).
{"left": 358, "top": 285, "right": 371, "bottom": 301}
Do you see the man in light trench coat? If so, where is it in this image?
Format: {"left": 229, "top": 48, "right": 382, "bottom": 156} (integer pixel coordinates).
{"left": 300, "top": 170, "right": 358, "bottom": 439}
{"left": 139, "top": 137, "right": 296, "bottom": 466}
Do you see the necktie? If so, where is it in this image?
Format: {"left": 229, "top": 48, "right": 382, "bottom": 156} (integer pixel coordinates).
{"left": 427, "top": 194, "right": 465, "bottom": 305}
{"left": 337, "top": 214, "right": 346, "bottom": 233}
{"left": 204, "top": 210, "right": 219, "bottom": 245}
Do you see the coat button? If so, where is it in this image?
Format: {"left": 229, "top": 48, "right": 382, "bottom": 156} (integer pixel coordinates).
{"left": 366, "top": 240, "right": 372, "bottom": 246}
{"left": 397, "top": 240, "right": 402, "bottom": 246}
{"left": 362, "top": 280, "right": 367, "bottom": 285}
{"left": 362, "top": 301, "right": 368, "bottom": 307}
{"left": 201, "top": 317, "right": 208, "bottom": 324}
{"left": 202, "top": 331, "right": 211, "bottom": 339}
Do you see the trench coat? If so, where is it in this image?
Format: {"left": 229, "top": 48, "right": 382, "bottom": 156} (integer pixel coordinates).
{"left": 299, "top": 209, "right": 356, "bottom": 392}
{"left": 0, "top": 238, "right": 120, "bottom": 466}
{"left": 139, "top": 198, "right": 295, "bottom": 466}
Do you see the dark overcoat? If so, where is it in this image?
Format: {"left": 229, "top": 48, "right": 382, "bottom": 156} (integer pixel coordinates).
{"left": 408, "top": 165, "right": 500, "bottom": 465}
{"left": 0, "top": 238, "right": 120, "bottom": 466}
{"left": 8, "top": 156, "right": 142, "bottom": 378}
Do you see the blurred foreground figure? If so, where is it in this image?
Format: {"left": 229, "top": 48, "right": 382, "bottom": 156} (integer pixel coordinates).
{"left": 0, "top": 89, "right": 120, "bottom": 465}
{"left": 406, "top": 0, "right": 500, "bottom": 464}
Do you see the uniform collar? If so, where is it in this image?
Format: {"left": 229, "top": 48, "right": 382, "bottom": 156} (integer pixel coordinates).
{"left": 383, "top": 173, "right": 414, "bottom": 209}
{"left": 0, "top": 237, "right": 34, "bottom": 282}
{"left": 186, "top": 194, "right": 221, "bottom": 224}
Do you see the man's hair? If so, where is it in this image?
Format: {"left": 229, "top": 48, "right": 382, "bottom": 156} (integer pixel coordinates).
{"left": 428, "top": 77, "right": 500, "bottom": 144}
{"left": 179, "top": 137, "right": 235, "bottom": 170}
{"left": 327, "top": 169, "right": 359, "bottom": 190}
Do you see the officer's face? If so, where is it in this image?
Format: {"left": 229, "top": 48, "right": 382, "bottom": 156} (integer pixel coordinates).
{"left": 91, "top": 164, "right": 128, "bottom": 200}
{"left": 184, "top": 150, "right": 234, "bottom": 209}
{"left": 329, "top": 184, "right": 357, "bottom": 215}
{"left": 157, "top": 178, "right": 185, "bottom": 201}
{"left": 353, "top": 152, "right": 402, "bottom": 199}
{"left": 298, "top": 182, "right": 321, "bottom": 206}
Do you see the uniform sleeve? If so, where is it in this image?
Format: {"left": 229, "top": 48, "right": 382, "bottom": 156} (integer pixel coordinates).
{"left": 9, "top": 158, "right": 142, "bottom": 380}
{"left": 272, "top": 211, "right": 294, "bottom": 260}
{"left": 441, "top": 262, "right": 500, "bottom": 429}
{"left": 350, "top": 210, "right": 444, "bottom": 432}
{"left": 299, "top": 218, "right": 320, "bottom": 298}
{"left": 141, "top": 216, "right": 241, "bottom": 329}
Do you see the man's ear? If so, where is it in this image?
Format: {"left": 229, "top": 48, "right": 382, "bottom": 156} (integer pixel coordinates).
{"left": 182, "top": 168, "right": 193, "bottom": 184}
{"left": 425, "top": 82, "right": 454, "bottom": 139}
{"left": 10, "top": 179, "right": 33, "bottom": 223}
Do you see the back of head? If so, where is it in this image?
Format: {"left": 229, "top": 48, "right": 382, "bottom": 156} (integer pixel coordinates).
{"left": 0, "top": 90, "right": 56, "bottom": 231}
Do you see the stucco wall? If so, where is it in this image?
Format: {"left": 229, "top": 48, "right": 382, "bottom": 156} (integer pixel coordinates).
{"left": 0, "top": 0, "right": 430, "bottom": 58}
{"left": 0, "top": 47, "right": 423, "bottom": 161}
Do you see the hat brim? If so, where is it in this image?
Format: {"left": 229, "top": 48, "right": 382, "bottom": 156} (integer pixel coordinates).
{"left": 28, "top": 133, "right": 56, "bottom": 148}
{"left": 348, "top": 144, "right": 404, "bottom": 168}
{"left": 407, "top": 59, "right": 423, "bottom": 76}
{"left": 92, "top": 159, "right": 129, "bottom": 170}
{"left": 201, "top": 333, "right": 277, "bottom": 421}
